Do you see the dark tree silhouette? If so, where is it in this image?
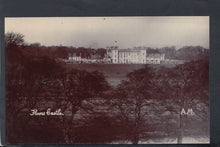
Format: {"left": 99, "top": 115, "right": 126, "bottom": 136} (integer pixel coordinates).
{"left": 5, "top": 32, "right": 24, "bottom": 47}
{"left": 110, "top": 66, "right": 165, "bottom": 144}
{"left": 153, "top": 59, "right": 209, "bottom": 143}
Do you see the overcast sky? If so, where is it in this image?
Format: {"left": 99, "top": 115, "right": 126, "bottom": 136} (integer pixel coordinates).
{"left": 5, "top": 17, "right": 209, "bottom": 49}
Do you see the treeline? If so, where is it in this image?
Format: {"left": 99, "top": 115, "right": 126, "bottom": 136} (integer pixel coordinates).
{"left": 27, "top": 44, "right": 209, "bottom": 61}
{"left": 148, "top": 46, "right": 209, "bottom": 61}
{"left": 17, "top": 42, "right": 107, "bottom": 59}
{"left": 6, "top": 32, "right": 209, "bottom": 61}
{"left": 5, "top": 32, "right": 209, "bottom": 144}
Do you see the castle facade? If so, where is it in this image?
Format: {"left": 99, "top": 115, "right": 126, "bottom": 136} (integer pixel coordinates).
{"left": 107, "top": 46, "right": 165, "bottom": 64}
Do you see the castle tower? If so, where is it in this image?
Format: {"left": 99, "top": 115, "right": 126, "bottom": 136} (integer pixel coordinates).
{"left": 140, "top": 49, "right": 147, "bottom": 64}
{"left": 111, "top": 46, "right": 119, "bottom": 63}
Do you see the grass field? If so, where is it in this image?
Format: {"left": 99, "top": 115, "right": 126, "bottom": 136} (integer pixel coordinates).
{"left": 65, "top": 64, "right": 176, "bottom": 87}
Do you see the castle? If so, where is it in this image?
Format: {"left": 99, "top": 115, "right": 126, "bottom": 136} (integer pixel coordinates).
{"left": 65, "top": 46, "right": 184, "bottom": 64}
{"left": 106, "top": 46, "right": 165, "bottom": 64}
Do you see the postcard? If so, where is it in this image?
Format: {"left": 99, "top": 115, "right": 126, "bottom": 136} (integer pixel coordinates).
{"left": 5, "top": 17, "right": 209, "bottom": 144}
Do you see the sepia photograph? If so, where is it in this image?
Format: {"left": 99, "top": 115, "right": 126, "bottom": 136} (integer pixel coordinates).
{"left": 5, "top": 17, "right": 209, "bottom": 144}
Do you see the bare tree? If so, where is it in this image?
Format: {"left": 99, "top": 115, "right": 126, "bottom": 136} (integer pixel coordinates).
{"left": 5, "top": 32, "right": 24, "bottom": 47}
{"left": 153, "top": 59, "right": 209, "bottom": 143}
{"left": 109, "top": 66, "right": 165, "bottom": 144}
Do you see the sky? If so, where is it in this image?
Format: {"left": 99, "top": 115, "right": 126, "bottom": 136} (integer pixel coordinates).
{"left": 5, "top": 17, "right": 209, "bottom": 49}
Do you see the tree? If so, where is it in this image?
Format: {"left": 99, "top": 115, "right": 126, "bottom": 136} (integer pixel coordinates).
{"left": 6, "top": 53, "right": 65, "bottom": 143}
{"left": 96, "top": 48, "right": 106, "bottom": 59}
{"left": 5, "top": 32, "right": 26, "bottom": 65}
{"left": 109, "top": 66, "right": 165, "bottom": 144}
{"left": 153, "top": 59, "right": 209, "bottom": 143}
{"left": 159, "top": 46, "right": 176, "bottom": 59}
{"left": 44, "top": 69, "right": 111, "bottom": 143}
{"left": 176, "top": 46, "right": 209, "bottom": 61}
{"left": 68, "top": 113, "right": 121, "bottom": 143}
{"left": 5, "top": 32, "right": 24, "bottom": 47}
{"left": 5, "top": 32, "right": 112, "bottom": 143}
{"left": 108, "top": 60, "right": 209, "bottom": 144}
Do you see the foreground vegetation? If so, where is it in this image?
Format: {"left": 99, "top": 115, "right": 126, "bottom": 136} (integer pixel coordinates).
{"left": 6, "top": 32, "right": 209, "bottom": 144}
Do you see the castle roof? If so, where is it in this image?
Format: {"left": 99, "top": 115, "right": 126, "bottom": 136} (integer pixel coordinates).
{"left": 118, "top": 48, "right": 145, "bottom": 52}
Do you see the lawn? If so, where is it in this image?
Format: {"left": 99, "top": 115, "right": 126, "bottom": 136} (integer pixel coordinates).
{"left": 65, "top": 64, "right": 175, "bottom": 87}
